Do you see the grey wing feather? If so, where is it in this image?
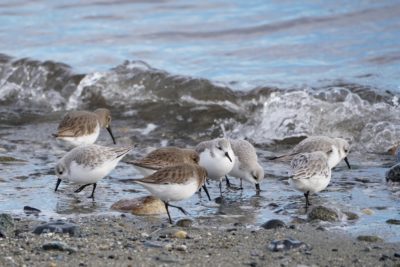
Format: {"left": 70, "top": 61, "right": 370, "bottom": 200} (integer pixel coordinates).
{"left": 291, "top": 153, "right": 329, "bottom": 180}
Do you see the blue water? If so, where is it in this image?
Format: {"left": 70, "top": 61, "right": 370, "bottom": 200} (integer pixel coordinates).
{"left": 0, "top": 0, "right": 399, "bottom": 90}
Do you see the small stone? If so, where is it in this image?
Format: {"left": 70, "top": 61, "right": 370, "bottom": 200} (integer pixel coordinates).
{"left": 164, "top": 243, "right": 173, "bottom": 250}
{"left": 316, "top": 226, "right": 326, "bottom": 231}
{"left": 173, "top": 230, "right": 187, "bottom": 239}
{"left": 386, "top": 219, "right": 400, "bottom": 225}
{"left": 386, "top": 163, "right": 400, "bottom": 182}
{"left": 261, "top": 219, "right": 286, "bottom": 230}
{"left": 0, "top": 156, "right": 25, "bottom": 162}
{"left": 175, "top": 245, "right": 187, "bottom": 252}
{"left": 175, "top": 219, "right": 193, "bottom": 228}
{"left": 394, "top": 252, "right": 400, "bottom": 258}
{"left": 379, "top": 254, "right": 390, "bottom": 261}
{"left": 111, "top": 196, "right": 166, "bottom": 215}
{"left": 33, "top": 221, "right": 79, "bottom": 236}
{"left": 343, "top": 211, "right": 359, "bottom": 221}
{"left": 361, "top": 209, "right": 374, "bottom": 215}
{"left": 23, "top": 206, "right": 41, "bottom": 214}
{"left": 268, "top": 238, "right": 309, "bottom": 252}
{"left": 308, "top": 206, "right": 339, "bottom": 222}
{"left": 357, "top": 235, "right": 383, "bottom": 243}
{"left": 42, "top": 241, "right": 77, "bottom": 253}
{"left": 48, "top": 263, "right": 57, "bottom": 267}
{"left": 0, "top": 228, "right": 6, "bottom": 238}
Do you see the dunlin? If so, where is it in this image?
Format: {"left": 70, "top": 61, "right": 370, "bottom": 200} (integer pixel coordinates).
{"left": 53, "top": 108, "right": 116, "bottom": 146}
{"left": 54, "top": 144, "right": 133, "bottom": 198}
{"left": 133, "top": 163, "right": 209, "bottom": 224}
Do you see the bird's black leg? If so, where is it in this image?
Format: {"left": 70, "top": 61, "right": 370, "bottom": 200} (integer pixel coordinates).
{"left": 202, "top": 184, "right": 211, "bottom": 201}
{"left": 164, "top": 202, "right": 173, "bottom": 224}
{"left": 55, "top": 178, "right": 62, "bottom": 192}
{"left": 74, "top": 183, "right": 91, "bottom": 193}
{"left": 219, "top": 180, "right": 223, "bottom": 196}
{"left": 88, "top": 183, "right": 97, "bottom": 199}
{"left": 168, "top": 203, "right": 188, "bottom": 215}
{"left": 240, "top": 179, "right": 243, "bottom": 190}
{"left": 225, "top": 175, "right": 231, "bottom": 187}
{"left": 304, "top": 191, "right": 311, "bottom": 209}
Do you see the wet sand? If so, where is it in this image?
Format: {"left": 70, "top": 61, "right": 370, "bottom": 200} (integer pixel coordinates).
{"left": 0, "top": 214, "right": 399, "bottom": 267}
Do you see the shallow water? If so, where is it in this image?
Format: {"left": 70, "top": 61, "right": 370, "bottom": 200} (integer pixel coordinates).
{"left": 0, "top": 0, "right": 399, "bottom": 243}
{"left": 1, "top": 120, "right": 399, "bottom": 242}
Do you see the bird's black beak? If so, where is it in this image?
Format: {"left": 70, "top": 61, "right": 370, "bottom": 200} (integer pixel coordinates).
{"left": 344, "top": 157, "right": 351, "bottom": 169}
{"left": 225, "top": 152, "right": 232, "bottom": 162}
{"left": 55, "top": 178, "right": 62, "bottom": 192}
{"left": 255, "top": 183, "right": 261, "bottom": 192}
{"left": 202, "top": 184, "right": 211, "bottom": 201}
{"left": 106, "top": 126, "right": 116, "bottom": 144}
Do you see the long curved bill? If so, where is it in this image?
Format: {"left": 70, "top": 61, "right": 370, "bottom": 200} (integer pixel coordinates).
{"left": 106, "top": 126, "right": 116, "bottom": 144}
{"left": 225, "top": 152, "right": 232, "bottom": 162}
{"left": 344, "top": 157, "right": 351, "bottom": 169}
{"left": 202, "top": 184, "right": 211, "bottom": 201}
{"left": 55, "top": 178, "right": 62, "bottom": 192}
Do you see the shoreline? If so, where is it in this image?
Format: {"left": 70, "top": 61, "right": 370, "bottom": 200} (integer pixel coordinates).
{"left": 0, "top": 213, "right": 399, "bottom": 267}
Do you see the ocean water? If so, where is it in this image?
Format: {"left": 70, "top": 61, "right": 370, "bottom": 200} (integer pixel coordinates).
{"left": 0, "top": 0, "right": 399, "bottom": 241}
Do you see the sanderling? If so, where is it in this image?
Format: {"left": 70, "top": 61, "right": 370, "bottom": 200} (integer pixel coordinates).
{"left": 227, "top": 139, "right": 264, "bottom": 192}
{"left": 54, "top": 144, "right": 133, "bottom": 198}
{"left": 128, "top": 147, "right": 199, "bottom": 176}
{"left": 289, "top": 151, "right": 331, "bottom": 208}
{"left": 270, "top": 136, "right": 351, "bottom": 169}
{"left": 133, "top": 163, "right": 209, "bottom": 224}
{"left": 195, "top": 138, "right": 235, "bottom": 194}
{"left": 53, "top": 108, "right": 116, "bottom": 146}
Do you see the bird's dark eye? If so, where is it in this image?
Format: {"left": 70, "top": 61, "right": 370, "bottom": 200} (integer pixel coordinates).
{"left": 253, "top": 174, "right": 258, "bottom": 180}
{"left": 218, "top": 146, "right": 223, "bottom": 150}
{"left": 344, "top": 149, "right": 348, "bottom": 153}
{"left": 327, "top": 150, "right": 333, "bottom": 154}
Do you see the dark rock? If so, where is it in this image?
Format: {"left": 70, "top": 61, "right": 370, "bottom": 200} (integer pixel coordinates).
{"left": 268, "top": 238, "right": 309, "bottom": 252}
{"left": 343, "top": 211, "right": 359, "bottom": 221}
{"left": 175, "top": 219, "right": 193, "bottom": 228}
{"left": 379, "top": 254, "right": 390, "bottom": 261}
{"left": 357, "top": 235, "right": 383, "bottom": 243}
{"left": 33, "top": 221, "right": 80, "bottom": 236}
{"left": 394, "top": 252, "right": 400, "bottom": 258}
{"left": 261, "top": 219, "right": 286, "bottom": 230}
{"left": 23, "top": 206, "right": 41, "bottom": 214}
{"left": 0, "top": 228, "right": 6, "bottom": 238}
{"left": 0, "top": 156, "right": 25, "bottom": 162}
{"left": 386, "top": 163, "right": 400, "bottom": 182}
{"left": 386, "top": 219, "right": 400, "bottom": 225}
{"left": 42, "top": 241, "right": 77, "bottom": 253}
{"left": 308, "top": 206, "right": 339, "bottom": 222}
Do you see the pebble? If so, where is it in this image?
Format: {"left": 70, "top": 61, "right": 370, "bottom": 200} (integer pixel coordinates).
{"left": 361, "top": 208, "right": 374, "bottom": 215}
{"left": 173, "top": 230, "right": 188, "bottom": 239}
{"left": 175, "top": 244, "right": 187, "bottom": 252}
{"left": 33, "top": 221, "right": 80, "bottom": 236}
{"left": 308, "top": 206, "right": 339, "bottom": 222}
{"left": 343, "top": 211, "right": 359, "bottom": 221}
{"left": 385, "top": 163, "right": 400, "bottom": 182}
{"left": 386, "top": 219, "right": 400, "bottom": 225}
{"left": 261, "top": 219, "right": 286, "bottom": 230}
{"left": 111, "top": 196, "right": 166, "bottom": 215}
{"left": 357, "top": 235, "right": 383, "bottom": 243}
{"left": 23, "top": 206, "right": 41, "bottom": 214}
{"left": 268, "top": 238, "right": 309, "bottom": 252}
{"left": 42, "top": 241, "right": 77, "bottom": 253}
{"left": 175, "top": 219, "right": 193, "bottom": 228}
{"left": 394, "top": 252, "right": 400, "bottom": 258}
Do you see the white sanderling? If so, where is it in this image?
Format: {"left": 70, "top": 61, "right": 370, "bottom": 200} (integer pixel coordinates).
{"left": 133, "top": 163, "right": 209, "bottom": 224}
{"left": 54, "top": 144, "right": 133, "bottom": 198}
{"left": 270, "top": 136, "right": 351, "bottom": 169}
{"left": 53, "top": 108, "right": 116, "bottom": 146}
{"left": 227, "top": 139, "right": 264, "bottom": 192}
{"left": 195, "top": 138, "right": 235, "bottom": 194}
{"left": 289, "top": 151, "right": 331, "bottom": 208}
{"left": 128, "top": 147, "right": 199, "bottom": 176}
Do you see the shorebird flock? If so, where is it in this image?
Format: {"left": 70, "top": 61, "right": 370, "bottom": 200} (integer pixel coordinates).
{"left": 53, "top": 108, "right": 351, "bottom": 223}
